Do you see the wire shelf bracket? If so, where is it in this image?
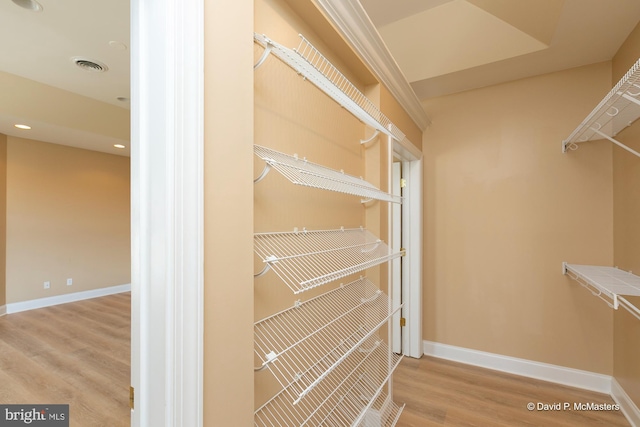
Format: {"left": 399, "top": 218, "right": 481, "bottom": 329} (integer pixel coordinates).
{"left": 562, "top": 57, "right": 640, "bottom": 158}
{"left": 254, "top": 277, "right": 403, "bottom": 403}
{"left": 254, "top": 145, "right": 402, "bottom": 204}
{"left": 254, "top": 227, "right": 403, "bottom": 294}
{"left": 563, "top": 262, "right": 640, "bottom": 321}
{"left": 254, "top": 32, "right": 406, "bottom": 143}
{"left": 360, "top": 130, "right": 380, "bottom": 146}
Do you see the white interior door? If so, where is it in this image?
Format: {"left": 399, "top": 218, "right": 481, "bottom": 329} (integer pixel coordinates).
{"left": 390, "top": 141, "right": 423, "bottom": 359}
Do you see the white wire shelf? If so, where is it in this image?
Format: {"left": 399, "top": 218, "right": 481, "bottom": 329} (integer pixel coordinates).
{"left": 254, "top": 227, "right": 403, "bottom": 294}
{"left": 254, "top": 32, "right": 406, "bottom": 143}
{"left": 563, "top": 263, "right": 640, "bottom": 321}
{"left": 254, "top": 337, "right": 403, "bottom": 427}
{"left": 562, "top": 57, "right": 640, "bottom": 158}
{"left": 254, "top": 145, "right": 402, "bottom": 204}
{"left": 356, "top": 394, "right": 405, "bottom": 427}
{"left": 255, "top": 277, "right": 402, "bottom": 403}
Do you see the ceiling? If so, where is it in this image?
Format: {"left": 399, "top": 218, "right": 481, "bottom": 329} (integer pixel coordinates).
{"left": 0, "top": 0, "right": 130, "bottom": 156}
{"left": 360, "top": 0, "right": 640, "bottom": 99}
{"left": 1, "top": 0, "right": 640, "bottom": 156}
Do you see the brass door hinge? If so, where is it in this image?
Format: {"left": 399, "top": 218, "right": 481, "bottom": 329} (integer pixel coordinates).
{"left": 400, "top": 178, "right": 407, "bottom": 188}
{"left": 400, "top": 317, "right": 406, "bottom": 327}
{"left": 130, "top": 386, "right": 135, "bottom": 410}
{"left": 400, "top": 247, "right": 406, "bottom": 257}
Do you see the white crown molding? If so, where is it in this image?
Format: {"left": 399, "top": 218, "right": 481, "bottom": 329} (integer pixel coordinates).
{"left": 5, "top": 284, "right": 131, "bottom": 314}
{"left": 423, "top": 340, "right": 612, "bottom": 394}
{"left": 312, "top": 0, "right": 430, "bottom": 131}
{"left": 612, "top": 378, "right": 640, "bottom": 427}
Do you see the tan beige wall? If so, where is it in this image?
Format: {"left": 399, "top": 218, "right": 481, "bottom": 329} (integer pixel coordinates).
{"left": 422, "top": 62, "right": 615, "bottom": 374}
{"left": 5, "top": 136, "right": 130, "bottom": 304}
{"left": 380, "top": 85, "right": 422, "bottom": 150}
{"left": 0, "top": 134, "right": 6, "bottom": 308}
{"left": 612, "top": 22, "right": 640, "bottom": 408}
{"left": 203, "top": 0, "right": 254, "bottom": 425}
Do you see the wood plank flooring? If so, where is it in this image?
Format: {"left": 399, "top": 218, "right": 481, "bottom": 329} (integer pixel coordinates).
{"left": 0, "top": 293, "right": 130, "bottom": 427}
{"left": 394, "top": 356, "right": 630, "bottom": 427}
{"left": 0, "top": 293, "right": 632, "bottom": 427}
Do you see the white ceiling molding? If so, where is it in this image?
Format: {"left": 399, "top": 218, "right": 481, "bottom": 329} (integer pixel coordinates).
{"left": 312, "top": 0, "right": 431, "bottom": 131}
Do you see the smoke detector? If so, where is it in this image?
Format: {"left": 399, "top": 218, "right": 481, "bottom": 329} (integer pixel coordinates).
{"left": 71, "top": 57, "right": 108, "bottom": 73}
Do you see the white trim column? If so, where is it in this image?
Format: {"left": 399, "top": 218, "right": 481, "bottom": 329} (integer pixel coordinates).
{"left": 130, "top": 0, "right": 204, "bottom": 425}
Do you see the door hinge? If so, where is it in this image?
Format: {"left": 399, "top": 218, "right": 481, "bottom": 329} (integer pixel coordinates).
{"left": 400, "top": 178, "right": 407, "bottom": 188}
{"left": 129, "top": 386, "right": 135, "bottom": 410}
{"left": 400, "top": 317, "right": 406, "bottom": 327}
{"left": 400, "top": 247, "right": 406, "bottom": 257}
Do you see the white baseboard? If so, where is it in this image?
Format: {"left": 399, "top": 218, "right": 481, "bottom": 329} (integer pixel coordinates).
{"left": 612, "top": 378, "right": 640, "bottom": 427}
{"left": 6, "top": 283, "right": 131, "bottom": 314}
{"left": 0, "top": 305, "right": 6, "bottom": 317}
{"left": 423, "top": 340, "right": 612, "bottom": 394}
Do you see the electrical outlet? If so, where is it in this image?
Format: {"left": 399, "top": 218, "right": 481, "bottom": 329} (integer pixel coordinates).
{"left": 66, "top": 278, "right": 73, "bottom": 286}
{"left": 44, "top": 281, "right": 50, "bottom": 289}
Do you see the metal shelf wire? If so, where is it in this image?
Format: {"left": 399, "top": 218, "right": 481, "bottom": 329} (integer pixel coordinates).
{"left": 254, "top": 145, "right": 402, "bottom": 204}
{"left": 254, "top": 32, "right": 406, "bottom": 142}
{"left": 563, "top": 263, "right": 640, "bottom": 321}
{"left": 255, "top": 277, "right": 402, "bottom": 403}
{"left": 562, "top": 57, "right": 640, "bottom": 157}
{"left": 356, "top": 395, "right": 405, "bottom": 427}
{"left": 254, "top": 337, "right": 403, "bottom": 426}
{"left": 254, "top": 227, "right": 403, "bottom": 294}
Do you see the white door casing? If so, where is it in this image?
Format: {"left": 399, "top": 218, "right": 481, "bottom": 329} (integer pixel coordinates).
{"left": 130, "top": 0, "right": 204, "bottom": 425}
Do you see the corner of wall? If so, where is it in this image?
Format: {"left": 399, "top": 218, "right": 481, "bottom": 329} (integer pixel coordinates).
{"left": 0, "top": 133, "right": 6, "bottom": 309}
{"left": 612, "top": 19, "right": 640, "bottom": 413}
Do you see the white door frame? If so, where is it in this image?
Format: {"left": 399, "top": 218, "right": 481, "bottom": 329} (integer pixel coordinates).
{"left": 130, "top": 0, "right": 204, "bottom": 425}
{"left": 388, "top": 138, "right": 423, "bottom": 359}
{"left": 390, "top": 161, "right": 402, "bottom": 354}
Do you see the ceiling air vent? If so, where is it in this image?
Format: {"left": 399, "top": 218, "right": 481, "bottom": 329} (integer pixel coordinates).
{"left": 71, "top": 57, "right": 108, "bottom": 73}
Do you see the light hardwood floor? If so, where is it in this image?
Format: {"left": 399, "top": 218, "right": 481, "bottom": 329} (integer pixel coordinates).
{"left": 0, "top": 294, "right": 632, "bottom": 426}
{"left": 0, "top": 293, "right": 130, "bottom": 427}
{"left": 394, "top": 356, "right": 630, "bottom": 427}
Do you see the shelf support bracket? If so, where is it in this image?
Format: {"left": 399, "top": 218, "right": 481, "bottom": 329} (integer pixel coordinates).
{"left": 619, "top": 296, "right": 640, "bottom": 321}
{"left": 360, "top": 240, "right": 381, "bottom": 253}
{"left": 254, "top": 255, "right": 278, "bottom": 278}
{"left": 591, "top": 128, "right": 640, "bottom": 158}
{"left": 254, "top": 43, "right": 273, "bottom": 70}
{"left": 254, "top": 161, "right": 273, "bottom": 184}
{"left": 360, "top": 129, "right": 380, "bottom": 145}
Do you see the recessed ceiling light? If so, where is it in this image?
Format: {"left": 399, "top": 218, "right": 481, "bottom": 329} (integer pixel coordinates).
{"left": 14, "top": 124, "right": 31, "bottom": 130}
{"left": 114, "top": 144, "right": 126, "bottom": 149}
{"left": 11, "top": 0, "right": 43, "bottom": 12}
